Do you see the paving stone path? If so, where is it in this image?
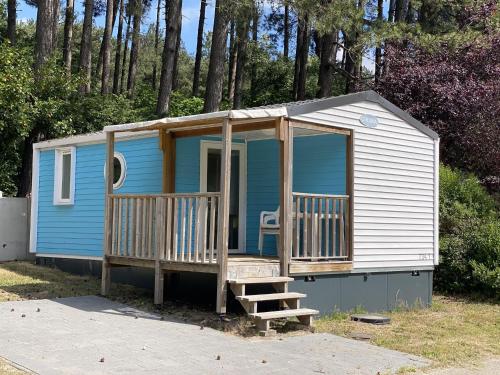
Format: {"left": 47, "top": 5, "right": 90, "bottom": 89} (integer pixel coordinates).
{"left": 0, "top": 296, "right": 429, "bottom": 375}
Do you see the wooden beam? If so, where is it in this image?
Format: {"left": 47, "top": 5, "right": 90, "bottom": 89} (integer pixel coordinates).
{"left": 162, "top": 131, "right": 176, "bottom": 193}
{"left": 216, "top": 118, "right": 232, "bottom": 314}
{"left": 279, "top": 120, "right": 292, "bottom": 277}
{"left": 289, "top": 120, "right": 351, "bottom": 136}
{"left": 275, "top": 117, "right": 286, "bottom": 141}
{"left": 101, "top": 131, "right": 115, "bottom": 296}
{"left": 289, "top": 261, "right": 353, "bottom": 275}
{"left": 173, "top": 119, "right": 277, "bottom": 138}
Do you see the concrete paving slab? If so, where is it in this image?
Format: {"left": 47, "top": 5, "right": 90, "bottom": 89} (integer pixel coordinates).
{"left": 0, "top": 296, "right": 429, "bottom": 375}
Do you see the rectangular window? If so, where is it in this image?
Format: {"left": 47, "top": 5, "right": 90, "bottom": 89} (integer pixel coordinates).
{"left": 54, "top": 147, "right": 76, "bottom": 205}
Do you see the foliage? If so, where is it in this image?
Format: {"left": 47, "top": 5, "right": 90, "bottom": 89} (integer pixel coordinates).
{"left": 435, "top": 164, "right": 500, "bottom": 298}
{"left": 167, "top": 91, "right": 204, "bottom": 117}
{"left": 375, "top": 27, "right": 500, "bottom": 192}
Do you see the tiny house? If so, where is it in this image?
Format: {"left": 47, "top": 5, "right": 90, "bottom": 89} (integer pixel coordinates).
{"left": 30, "top": 91, "right": 439, "bottom": 329}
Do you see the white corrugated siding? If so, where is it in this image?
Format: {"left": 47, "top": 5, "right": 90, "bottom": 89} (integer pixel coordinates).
{"left": 292, "top": 100, "right": 437, "bottom": 269}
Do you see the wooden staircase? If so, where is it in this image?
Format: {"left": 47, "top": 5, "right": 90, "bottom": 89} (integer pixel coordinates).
{"left": 228, "top": 276, "right": 319, "bottom": 333}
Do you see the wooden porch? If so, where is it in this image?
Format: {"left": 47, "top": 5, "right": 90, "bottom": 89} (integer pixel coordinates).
{"left": 101, "top": 115, "right": 354, "bottom": 316}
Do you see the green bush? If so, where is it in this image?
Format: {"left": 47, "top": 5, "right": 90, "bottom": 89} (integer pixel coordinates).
{"left": 435, "top": 164, "right": 500, "bottom": 298}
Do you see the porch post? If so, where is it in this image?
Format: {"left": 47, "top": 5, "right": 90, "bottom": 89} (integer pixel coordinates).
{"left": 279, "top": 119, "right": 293, "bottom": 277}
{"left": 161, "top": 130, "right": 176, "bottom": 193}
{"left": 216, "top": 118, "right": 232, "bottom": 314}
{"left": 101, "top": 131, "right": 114, "bottom": 295}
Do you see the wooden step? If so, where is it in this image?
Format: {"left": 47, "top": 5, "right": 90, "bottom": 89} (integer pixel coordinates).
{"left": 250, "top": 308, "right": 319, "bottom": 320}
{"left": 237, "top": 292, "right": 306, "bottom": 302}
{"left": 228, "top": 276, "right": 293, "bottom": 285}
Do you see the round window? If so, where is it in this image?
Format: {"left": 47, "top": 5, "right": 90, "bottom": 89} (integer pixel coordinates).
{"left": 104, "top": 152, "right": 126, "bottom": 189}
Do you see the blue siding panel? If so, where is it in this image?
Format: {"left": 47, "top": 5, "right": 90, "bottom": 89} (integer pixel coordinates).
{"left": 37, "top": 136, "right": 162, "bottom": 257}
{"left": 245, "top": 134, "right": 346, "bottom": 256}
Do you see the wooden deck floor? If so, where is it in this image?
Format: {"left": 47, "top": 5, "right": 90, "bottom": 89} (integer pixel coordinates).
{"left": 106, "top": 253, "right": 352, "bottom": 278}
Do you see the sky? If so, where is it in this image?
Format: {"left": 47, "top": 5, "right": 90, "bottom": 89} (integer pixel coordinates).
{"left": 18, "top": 0, "right": 375, "bottom": 72}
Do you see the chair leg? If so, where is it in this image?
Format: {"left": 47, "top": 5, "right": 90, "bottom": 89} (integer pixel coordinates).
{"left": 258, "top": 230, "right": 263, "bottom": 255}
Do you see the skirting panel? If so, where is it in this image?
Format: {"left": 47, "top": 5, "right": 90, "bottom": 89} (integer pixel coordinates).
{"left": 289, "top": 270, "right": 433, "bottom": 314}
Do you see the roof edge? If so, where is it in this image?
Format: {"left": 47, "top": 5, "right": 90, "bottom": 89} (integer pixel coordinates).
{"left": 287, "top": 90, "right": 439, "bottom": 140}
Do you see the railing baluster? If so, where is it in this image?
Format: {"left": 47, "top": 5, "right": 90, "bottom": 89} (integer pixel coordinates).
{"left": 165, "top": 197, "right": 172, "bottom": 260}
{"left": 148, "top": 198, "right": 153, "bottom": 258}
{"left": 332, "top": 199, "right": 337, "bottom": 257}
{"left": 194, "top": 197, "right": 201, "bottom": 262}
{"left": 310, "top": 197, "right": 316, "bottom": 258}
{"left": 180, "top": 198, "right": 186, "bottom": 261}
{"left": 303, "top": 198, "right": 308, "bottom": 257}
{"left": 173, "top": 198, "right": 178, "bottom": 261}
{"left": 130, "top": 198, "right": 136, "bottom": 257}
{"left": 339, "top": 199, "right": 344, "bottom": 258}
{"left": 124, "top": 198, "right": 129, "bottom": 256}
{"left": 187, "top": 198, "right": 193, "bottom": 262}
{"left": 317, "top": 198, "right": 322, "bottom": 258}
{"left": 345, "top": 198, "right": 350, "bottom": 260}
{"left": 209, "top": 196, "right": 216, "bottom": 263}
{"left": 201, "top": 197, "right": 208, "bottom": 263}
{"left": 324, "top": 198, "right": 329, "bottom": 258}
{"left": 117, "top": 198, "right": 122, "bottom": 256}
{"left": 294, "top": 196, "right": 300, "bottom": 258}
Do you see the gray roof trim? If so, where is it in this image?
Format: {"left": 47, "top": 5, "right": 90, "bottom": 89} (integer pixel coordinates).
{"left": 286, "top": 90, "right": 439, "bottom": 140}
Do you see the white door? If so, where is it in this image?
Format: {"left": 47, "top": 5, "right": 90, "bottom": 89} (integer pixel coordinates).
{"left": 200, "top": 141, "right": 246, "bottom": 253}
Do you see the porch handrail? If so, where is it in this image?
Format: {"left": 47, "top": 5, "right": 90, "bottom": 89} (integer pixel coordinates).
{"left": 291, "top": 192, "right": 350, "bottom": 261}
{"left": 108, "top": 192, "right": 221, "bottom": 265}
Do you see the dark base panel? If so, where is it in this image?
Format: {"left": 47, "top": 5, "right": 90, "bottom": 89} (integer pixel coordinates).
{"left": 289, "top": 270, "right": 433, "bottom": 315}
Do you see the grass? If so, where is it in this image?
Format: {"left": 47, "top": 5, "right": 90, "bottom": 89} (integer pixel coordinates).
{"left": 316, "top": 295, "right": 500, "bottom": 368}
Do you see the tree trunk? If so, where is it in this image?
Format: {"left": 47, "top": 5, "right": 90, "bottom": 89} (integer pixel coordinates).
{"left": 51, "top": 0, "right": 60, "bottom": 49}
{"left": 388, "top": 0, "right": 396, "bottom": 22}
{"left": 113, "top": 0, "right": 125, "bottom": 93}
{"left": 203, "top": 0, "right": 230, "bottom": 113}
{"left": 120, "top": 12, "right": 132, "bottom": 94}
{"left": 233, "top": 15, "right": 249, "bottom": 109}
{"left": 283, "top": 3, "right": 289, "bottom": 59}
{"left": 172, "top": 9, "right": 182, "bottom": 91}
{"left": 292, "top": 16, "right": 303, "bottom": 100}
{"left": 127, "top": 0, "right": 143, "bottom": 97}
{"left": 79, "top": 0, "right": 94, "bottom": 93}
{"left": 95, "top": 0, "right": 119, "bottom": 88}
{"left": 227, "top": 20, "right": 237, "bottom": 106}
{"left": 152, "top": 0, "right": 162, "bottom": 90}
{"left": 35, "top": 0, "right": 58, "bottom": 69}
{"left": 374, "top": 0, "right": 383, "bottom": 83}
{"left": 101, "top": 0, "right": 115, "bottom": 94}
{"left": 192, "top": 0, "right": 207, "bottom": 97}
{"left": 249, "top": 2, "right": 258, "bottom": 102}
{"left": 7, "top": 0, "right": 16, "bottom": 44}
{"left": 156, "top": 0, "right": 182, "bottom": 115}
{"left": 62, "top": 0, "right": 75, "bottom": 73}
{"left": 317, "top": 30, "right": 338, "bottom": 98}
{"left": 297, "top": 15, "right": 309, "bottom": 100}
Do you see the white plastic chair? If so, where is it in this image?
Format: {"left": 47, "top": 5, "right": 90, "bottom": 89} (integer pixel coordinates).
{"left": 258, "top": 206, "right": 280, "bottom": 255}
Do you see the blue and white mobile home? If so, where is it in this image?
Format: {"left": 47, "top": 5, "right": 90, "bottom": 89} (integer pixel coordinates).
{"left": 30, "top": 91, "right": 439, "bottom": 329}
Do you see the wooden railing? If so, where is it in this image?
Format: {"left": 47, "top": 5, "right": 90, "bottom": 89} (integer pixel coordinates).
{"left": 291, "top": 192, "right": 350, "bottom": 261}
{"left": 108, "top": 193, "right": 220, "bottom": 264}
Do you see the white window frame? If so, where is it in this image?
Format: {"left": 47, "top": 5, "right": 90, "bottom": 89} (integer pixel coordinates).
{"left": 200, "top": 140, "right": 247, "bottom": 254}
{"left": 53, "top": 147, "right": 76, "bottom": 205}
{"left": 103, "top": 152, "right": 127, "bottom": 190}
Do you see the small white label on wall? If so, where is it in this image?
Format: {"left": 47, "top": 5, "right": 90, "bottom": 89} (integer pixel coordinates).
{"left": 359, "top": 114, "right": 379, "bottom": 128}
